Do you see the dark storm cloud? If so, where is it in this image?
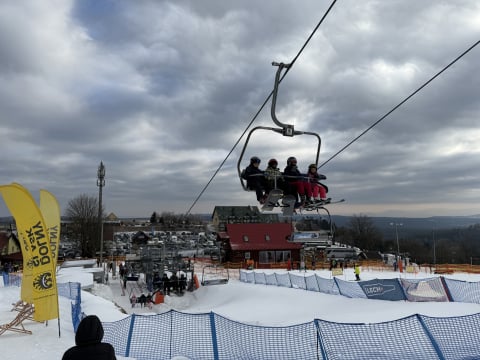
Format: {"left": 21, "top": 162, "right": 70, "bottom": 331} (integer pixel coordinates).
{"left": 0, "top": 0, "right": 479, "bottom": 218}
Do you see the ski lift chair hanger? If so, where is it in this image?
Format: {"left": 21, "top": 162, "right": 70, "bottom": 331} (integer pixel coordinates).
{"left": 299, "top": 205, "right": 335, "bottom": 242}
{"left": 237, "top": 62, "right": 322, "bottom": 191}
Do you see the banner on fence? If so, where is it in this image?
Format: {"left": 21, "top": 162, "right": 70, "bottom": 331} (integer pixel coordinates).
{"left": 406, "top": 265, "right": 416, "bottom": 274}
{"left": 360, "top": 279, "right": 406, "bottom": 301}
{"left": 332, "top": 268, "right": 343, "bottom": 277}
{"left": 400, "top": 278, "right": 448, "bottom": 302}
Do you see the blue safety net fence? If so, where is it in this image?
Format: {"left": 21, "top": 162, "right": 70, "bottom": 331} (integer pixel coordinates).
{"left": 95, "top": 271, "right": 480, "bottom": 360}
{"left": 239, "top": 270, "right": 480, "bottom": 304}
{"left": 57, "top": 282, "right": 83, "bottom": 331}
{"left": 1, "top": 272, "right": 21, "bottom": 287}
{"left": 100, "top": 310, "right": 480, "bottom": 360}
{"left": 3, "top": 273, "right": 480, "bottom": 359}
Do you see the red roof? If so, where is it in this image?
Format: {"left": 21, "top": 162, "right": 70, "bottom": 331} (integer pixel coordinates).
{"left": 226, "top": 223, "right": 302, "bottom": 251}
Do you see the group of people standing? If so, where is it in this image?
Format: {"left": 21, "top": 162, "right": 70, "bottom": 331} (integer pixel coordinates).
{"left": 243, "top": 156, "right": 330, "bottom": 206}
{"left": 153, "top": 272, "right": 187, "bottom": 295}
{"left": 130, "top": 293, "right": 153, "bottom": 308}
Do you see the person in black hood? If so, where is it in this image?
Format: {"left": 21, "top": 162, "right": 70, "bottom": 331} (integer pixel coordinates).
{"left": 242, "top": 156, "right": 267, "bottom": 203}
{"left": 62, "top": 314, "right": 116, "bottom": 360}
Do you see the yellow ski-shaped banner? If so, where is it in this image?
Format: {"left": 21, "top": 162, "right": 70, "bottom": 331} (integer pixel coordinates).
{"left": 0, "top": 184, "right": 59, "bottom": 321}
{"left": 18, "top": 230, "right": 34, "bottom": 304}
{"left": 40, "top": 189, "right": 61, "bottom": 270}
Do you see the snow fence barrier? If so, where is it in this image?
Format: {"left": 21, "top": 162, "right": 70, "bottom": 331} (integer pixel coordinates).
{"left": 5, "top": 274, "right": 480, "bottom": 358}
{"left": 240, "top": 270, "right": 480, "bottom": 304}
{"left": 100, "top": 310, "right": 480, "bottom": 360}
{"left": 96, "top": 271, "right": 480, "bottom": 360}
{"left": 57, "top": 282, "right": 83, "bottom": 331}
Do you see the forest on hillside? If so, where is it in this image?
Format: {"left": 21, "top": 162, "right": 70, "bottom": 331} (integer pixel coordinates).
{"left": 296, "top": 215, "right": 480, "bottom": 265}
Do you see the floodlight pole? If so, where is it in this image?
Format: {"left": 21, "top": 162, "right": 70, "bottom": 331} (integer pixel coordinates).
{"left": 390, "top": 222, "right": 403, "bottom": 271}
{"left": 429, "top": 220, "right": 437, "bottom": 268}
{"left": 97, "top": 161, "right": 106, "bottom": 282}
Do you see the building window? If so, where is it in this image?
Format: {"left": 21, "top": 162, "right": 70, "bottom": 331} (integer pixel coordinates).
{"left": 275, "top": 250, "right": 291, "bottom": 263}
{"left": 258, "top": 250, "right": 291, "bottom": 264}
{"left": 259, "top": 251, "right": 275, "bottom": 264}
{"left": 243, "top": 235, "right": 249, "bottom": 242}
{"left": 265, "top": 234, "right": 270, "bottom": 241}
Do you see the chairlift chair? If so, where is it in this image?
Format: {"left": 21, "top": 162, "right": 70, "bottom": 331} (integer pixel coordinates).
{"left": 237, "top": 62, "right": 322, "bottom": 193}
{"left": 201, "top": 264, "right": 229, "bottom": 286}
{"left": 292, "top": 205, "right": 336, "bottom": 243}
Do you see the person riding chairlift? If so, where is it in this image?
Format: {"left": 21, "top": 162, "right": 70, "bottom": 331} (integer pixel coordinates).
{"left": 243, "top": 156, "right": 267, "bottom": 204}
{"left": 264, "top": 158, "right": 284, "bottom": 194}
{"left": 307, "top": 163, "right": 331, "bottom": 203}
{"left": 283, "top": 156, "right": 313, "bottom": 206}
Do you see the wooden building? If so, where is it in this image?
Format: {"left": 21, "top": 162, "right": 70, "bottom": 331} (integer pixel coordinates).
{"left": 0, "top": 231, "right": 22, "bottom": 266}
{"left": 220, "top": 223, "right": 302, "bottom": 268}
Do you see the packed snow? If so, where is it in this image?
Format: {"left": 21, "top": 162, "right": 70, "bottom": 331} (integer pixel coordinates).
{"left": 1, "top": 265, "right": 480, "bottom": 360}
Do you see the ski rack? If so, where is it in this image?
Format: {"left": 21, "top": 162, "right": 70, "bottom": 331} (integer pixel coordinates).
{"left": 237, "top": 62, "right": 322, "bottom": 191}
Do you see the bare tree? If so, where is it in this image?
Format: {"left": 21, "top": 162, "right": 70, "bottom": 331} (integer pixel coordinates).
{"left": 65, "top": 194, "right": 102, "bottom": 257}
{"left": 150, "top": 211, "right": 158, "bottom": 224}
{"left": 348, "top": 214, "right": 383, "bottom": 251}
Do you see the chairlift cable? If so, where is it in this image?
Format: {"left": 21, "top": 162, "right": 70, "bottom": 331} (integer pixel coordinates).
{"left": 318, "top": 39, "right": 480, "bottom": 170}
{"left": 185, "top": 0, "right": 339, "bottom": 215}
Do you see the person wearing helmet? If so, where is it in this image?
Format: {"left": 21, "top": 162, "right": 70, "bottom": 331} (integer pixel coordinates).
{"left": 307, "top": 163, "right": 330, "bottom": 203}
{"left": 264, "top": 158, "right": 284, "bottom": 194}
{"left": 243, "top": 156, "right": 267, "bottom": 203}
{"left": 283, "top": 157, "right": 313, "bottom": 206}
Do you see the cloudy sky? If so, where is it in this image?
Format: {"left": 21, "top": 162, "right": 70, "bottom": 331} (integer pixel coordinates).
{"left": 0, "top": 0, "right": 479, "bottom": 219}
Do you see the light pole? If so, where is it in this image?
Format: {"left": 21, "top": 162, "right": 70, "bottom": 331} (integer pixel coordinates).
{"left": 390, "top": 222, "right": 403, "bottom": 271}
{"left": 432, "top": 224, "right": 436, "bottom": 267}
{"left": 428, "top": 220, "right": 437, "bottom": 267}
{"left": 97, "top": 161, "right": 106, "bottom": 281}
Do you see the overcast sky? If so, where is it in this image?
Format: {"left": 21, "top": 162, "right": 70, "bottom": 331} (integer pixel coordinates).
{"left": 0, "top": 0, "right": 479, "bottom": 219}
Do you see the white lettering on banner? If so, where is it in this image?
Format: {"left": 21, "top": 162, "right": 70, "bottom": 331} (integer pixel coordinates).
{"left": 363, "top": 283, "right": 396, "bottom": 296}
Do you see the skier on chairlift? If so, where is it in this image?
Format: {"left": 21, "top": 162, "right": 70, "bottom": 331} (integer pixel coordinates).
{"left": 242, "top": 156, "right": 268, "bottom": 204}
{"left": 307, "top": 164, "right": 331, "bottom": 204}
{"left": 264, "top": 158, "right": 284, "bottom": 194}
{"left": 283, "top": 156, "right": 313, "bottom": 206}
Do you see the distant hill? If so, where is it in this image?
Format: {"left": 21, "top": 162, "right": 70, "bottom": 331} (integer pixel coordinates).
{"left": 277, "top": 213, "right": 480, "bottom": 239}
{"left": 2, "top": 214, "right": 479, "bottom": 233}
{"left": 330, "top": 215, "right": 480, "bottom": 231}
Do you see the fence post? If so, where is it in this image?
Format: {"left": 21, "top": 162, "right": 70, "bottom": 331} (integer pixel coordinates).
{"left": 416, "top": 314, "right": 446, "bottom": 360}
{"left": 125, "top": 314, "right": 136, "bottom": 358}
{"left": 314, "top": 319, "right": 328, "bottom": 359}
{"left": 315, "top": 273, "right": 321, "bottom": 293}
{"left": 439, "top": 276, "right": 453, "bottom": 302}
{"left": 209, "top": 312, "right": 219, "bottom": 360}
